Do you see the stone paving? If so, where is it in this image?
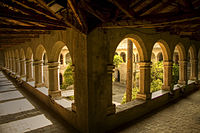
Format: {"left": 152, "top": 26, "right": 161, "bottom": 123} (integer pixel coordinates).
{"left": 0, "top": 71, "right": 78, "bottom": 133}
{"left": 113, "top": 89, "right": 200, "bottom": 133}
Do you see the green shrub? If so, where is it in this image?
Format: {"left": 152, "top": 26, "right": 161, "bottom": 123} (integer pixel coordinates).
{"left": 172, "top": 63, "right": 179, "bottom": 85}
{"left": 61, "top": 62, "right": 74, "bottom": 90}
{"left": 121, "top": 87, "right": 139, "bottom": 104}
{"left": 113, "top": 55, "right": 124, "bottom": 68}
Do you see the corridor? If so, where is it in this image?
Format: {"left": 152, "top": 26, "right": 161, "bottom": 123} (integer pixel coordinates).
{"left": 0, "top": 71, "right": 78, "bottom": 133}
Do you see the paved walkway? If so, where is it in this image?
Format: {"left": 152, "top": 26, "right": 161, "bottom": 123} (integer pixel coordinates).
{"left": 113, "top": 89, "right": 200, "bottom": 133}
{"left": 0, "top": 71, "right": 78, "bottom": 133}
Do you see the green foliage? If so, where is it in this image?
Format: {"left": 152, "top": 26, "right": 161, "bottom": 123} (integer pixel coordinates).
{"left": 61, "top": 62, "right": 74, "bottom": 90}
{"left": 150, "top": 61, "right": 163, "bottom": 92}
{"left": 121, "top": 86, "right": 139, "bottom": 104}
{"left": 172, "top": 63, "right": 179, "bottom": 85}
{"left": 113, "top": 55, "right": 124, "bottom": 68}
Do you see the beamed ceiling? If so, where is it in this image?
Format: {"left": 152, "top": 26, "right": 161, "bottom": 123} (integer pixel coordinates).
{"left": 0, "top": 0, "right": 200, "bottom": 49}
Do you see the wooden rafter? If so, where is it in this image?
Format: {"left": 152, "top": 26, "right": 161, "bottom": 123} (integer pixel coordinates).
{"left": 0, "top": 31, "right": 50, "bottom": 34}
{"left": 108, "top": 0, "right": 136, "bottom": 18}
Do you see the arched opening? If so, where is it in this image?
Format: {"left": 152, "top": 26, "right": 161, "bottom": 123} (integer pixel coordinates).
{"left": 187, "top": 50, "right": 191, "bottom": 80}
{"left": 150, "top": 43, "right": 164, "bottom": 93}
{"left": 34, "top": 44, "right": 47, "bottom": 88}
{"left": 173, "top": 47, "right": 180, "bottom": 87}
{"left": 151, "top": 53, "right": 156, "bottom": 62}
{"left": 42, "top": 52, "right": 48, "bottom": 87}
{"left": 120, "top": 52, "right": 126, "bottom": 62}
{"left": 60, "top": 54, "right": 64, "bottom": 65}
{"left": 173, "top": 44, "right": 186, "bottom": 87}
{"left": 112, "top": 38, "right": 141, "bottom": 106}
{"left": 157, "top": 52, "right": 163, "bottom": 61}
{"left": 65, "top": 53, "right": 71, "bottom": 64}
{"left": 59, "top": 73, "right": 63, "bottom": 85}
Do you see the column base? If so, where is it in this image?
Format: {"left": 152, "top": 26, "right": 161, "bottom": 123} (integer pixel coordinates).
{"left": 35, "top": 83, "right": 44, "bottom": 88}
{"left": 48, "top": 90, "right": 61, "bottom": 98}
{"left": 136, "top": 93, "right": 151, "bottom": 100}
{"left": 26, "top": 78, "right": 34, "bottom": 82}
{"left": 20, "top": 75, "right": 26, "bottom": 78}
{"left": 178, "top": 80, "right": 187, "bottom": 85}
{"left": 190, "top": 77, "right": 197, "bottom": 81}
{"left": 106, "top": 104, "right": 116, "bottom": 115}
{"left": 162, "top": 85, "right": 171, "bottom": 91}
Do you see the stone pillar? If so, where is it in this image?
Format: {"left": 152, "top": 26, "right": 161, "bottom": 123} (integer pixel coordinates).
{"left": 26, "top": 59, "right": 33, "bottom": 82}
{"left": 9, "top": 57, "right": 12, "bottom": 71}
{"left": 162, "top": 61, "right": 173, "bottom": 91}
{"left": 178, "top": 60, "right": 187, "bottom": 85}
{"left": 33, "top": 60, "right": 43, "bottom": 88}
{"left": 126, "top": 39, "right": 133, "bottom": 102}
{"left": 47, "top": 62, "right": 61, "bottom": 98}
{"left": 15, "top": 58, "right": 20, "bottom": 75}
{"left": 190, "top": 59, "right": 198, "bottom": 80}
{"left": 19, "top": 59, "right": 25, "bottom": 77}
{"left": 12, "top": 57, "right": 16, "bottom": 73}
{"left": 106, "top": 64, "right": 116, "bottom": 115}
{"left": 137, "top": 62, "right": 151, "bottom": 100}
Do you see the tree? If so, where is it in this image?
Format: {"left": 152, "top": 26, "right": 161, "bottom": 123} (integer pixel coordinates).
{"left": 113, "top": 55, "right": 124, "bottom": 68}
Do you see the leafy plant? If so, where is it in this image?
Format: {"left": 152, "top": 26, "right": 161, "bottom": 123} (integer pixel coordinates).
{"left": 61, "top": 61, "right": 74, "bottom": 90}
{"left": 113, "top": 55, "right": 124, "bottom": 68}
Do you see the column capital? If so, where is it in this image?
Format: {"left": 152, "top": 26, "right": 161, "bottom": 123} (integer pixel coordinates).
{"left": 25, "top": 59, "right": 32, "bottom": 63}
{"left": 163, "top": 61, "right": 173, "bottom": 65}
{"left": 47, "top": 62, "right": 59, "bottom": 69}
{"left": 190, "top": 59, "right": 198, "bottom": 63}
{"left": 138, "top": 61, "right": 151, "bottom": 69}
{"left": 33, "top": 60, "right": 43, "bottom": 65}
{"left": 107, "top": 64, "right": 115, "bottom": 74}
{"left": 178, "top": 60, "right": 187, "bottom": 64}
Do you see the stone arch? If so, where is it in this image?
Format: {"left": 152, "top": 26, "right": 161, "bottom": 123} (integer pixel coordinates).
{"left": 20, "top": 48, "right": 25, "bottom": 60}
{"left": 48, "top": 41, "right": 73, "bottom": 63}
{"left": 188, "top": 45, "right": 197, "bottom": 60}
{"left": 34, "top": 44, "right": 46, "bottom": 61}
{"left": 60, "top": 54, "right": 64, "bottom": 64}
{"left": 151, "top": 52, "right": 156, "bottom": 62}
{"left": 153, "top": 40, "right": 171, "bottom": 61}
{"left": 112, "top": 34, "right": 147, "bottom": 62}
{"left": 26, "top": 47, "right": 33, "bottom": 60}
{"left": 174, "top": 43, "right": 186, "bottom": 61}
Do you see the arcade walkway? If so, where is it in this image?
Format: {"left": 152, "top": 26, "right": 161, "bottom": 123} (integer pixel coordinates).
{"left": 1, "top": 71, "right": 200, "bottom": 133}
{"left": 0, "top": 71, "right": 78, "bottom": 133}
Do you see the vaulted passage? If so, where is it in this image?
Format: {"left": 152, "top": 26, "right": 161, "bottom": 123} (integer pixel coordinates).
{"left": 0, "top": 1, "right": 200, "bottom": 133}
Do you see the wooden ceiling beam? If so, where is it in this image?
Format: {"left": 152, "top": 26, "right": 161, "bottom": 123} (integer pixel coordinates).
{"left": 12, "top": 0, "right": 57, "bottom": 20}
{"left": 108, "top": 0, "right": 136, "bottom": 18}
{"left": 0, "top": 31, "right": 50, "bottom": 34}
{"left": 0, "top": 24, "right": 66, "bottom": 30}
{"left": 136, "top": 0, "right": 161, "bottom": 16}
{"left": 0, "top": 39, "right": 31, "bottom": 43}
{"left": 0, "top": 35, "right": 39, "bottom": 39}
{"left": 0, "top": 5, "right": 67, "bottom": 27}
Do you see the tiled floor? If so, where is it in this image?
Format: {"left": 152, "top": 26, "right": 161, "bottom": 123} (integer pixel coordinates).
{"left": 0, "top": 71, "right": 78, "bottom": 133}
{"left": 113, "top": 89, "right": 200, "bottom": 133}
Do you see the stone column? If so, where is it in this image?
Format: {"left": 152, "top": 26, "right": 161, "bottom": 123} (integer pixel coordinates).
{"left": 19, "top": 59, "right": 26, "bottom": 77}
{"left": 47, "top": 62, "right": 61, "bottom": 98}
{"left": 190, "top": 59, "right": 198, "bottom": 80}
{"left": 26, "top": 59, "right": 33, "bottom": 82}
{"left": 15, "top": 58, "right": 20, "bottom": 75}
{"left": 137, "top": 62, "right": 151, "bottom": 100}
{"left": 126, "top": 39, "right": 133, "bottom": 102}
{"left": 9, "top": 57, "right": 12, "bottom": 71}
{"left": 106, "top": 64, "right": 116, "bottom": 115}
{"left": 33, "top": 60, "right": 43, "bottom": 88}
{"left": 12, "top": 57, "right": 16, "bottom": 73}
{"left": 162, "top": 61, "right": 173, "bottom": 91}
{"left": 178, "top": 60, "right": 187, "bottom": 85}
